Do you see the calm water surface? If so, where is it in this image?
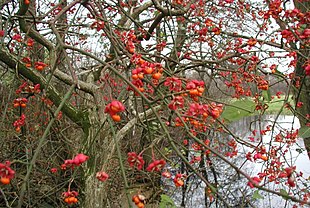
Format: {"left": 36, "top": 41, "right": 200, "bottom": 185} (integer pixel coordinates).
{"left": 164, "top": 115, "right": 310, "bottom": 208}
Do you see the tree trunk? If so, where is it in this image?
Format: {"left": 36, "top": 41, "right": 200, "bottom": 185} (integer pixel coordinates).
{"left": 293, "top": 48, "right": 310, "bottom": 157}
{"left": 82, "top": 71, "right": 111, "bottom": 208}
{"left": 292, "top": 0, "right": 310, "bottom": 157}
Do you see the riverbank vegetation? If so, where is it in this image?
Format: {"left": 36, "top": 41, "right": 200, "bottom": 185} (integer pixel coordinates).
{"left": 222, "top": 96, "right": 293, "bottom": 123}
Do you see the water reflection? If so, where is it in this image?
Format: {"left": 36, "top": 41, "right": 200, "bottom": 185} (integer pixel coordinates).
{"left": 163, "top": 115, "right": 310, "bottom": 208}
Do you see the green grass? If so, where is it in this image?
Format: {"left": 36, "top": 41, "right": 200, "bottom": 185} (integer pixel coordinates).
{"left": 221, "top": 96, "right": 293, "bottom": 123}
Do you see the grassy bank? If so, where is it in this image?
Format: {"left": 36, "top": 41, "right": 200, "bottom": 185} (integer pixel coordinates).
{"left": 221, "top": 96, "right": 293, "bottom": 123}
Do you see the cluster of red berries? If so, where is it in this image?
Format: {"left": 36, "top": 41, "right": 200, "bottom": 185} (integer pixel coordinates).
{"left": 127, "top": 55, "right": 164, "bottom": 96}
{"left": 127, "top": 152, "right": 145, "bottom": 170}
{"left": 15, "top": 82, "right": 41, "bottom": 95}
{"left": 127, "top": 152, "right": 166, "bottom": 173}
{"left": 96, "top": 171, "right": 109, "bottom": 182}
{"left": 146, "top": 159, "right": 166, "bottom": 172}
{"left": 21, "top": 57, "right": 47, "bottom": 71}
{"left": 173, "top": 173, "right": 185, "bottom": 187}
{"left": 132, "top": 194, "right": 145, "bottom": 208}
{"left": 186, "top": 80, "right": 205, "bottom": 99}
{"left": 62, "top": 190, "right": 79, "bottom": 205}
{"left": 257, "top": 79, "right": 269, "bottom": 90}
{"left": 279, "top": 166, "right": 296, "bottom": 187}
{"left": 12, "top": 82, "right": 41, "bottom": 132}
{"left": 13, "top": 98, "right": 28, "bottom": 108}
{"left": 13, "top": 114, "right": 26, "bottom": 133}
{"left": 53, "top": 153, "right": 109, "bottom": 204}
{"left": 61, "top": 153, "right": 89, "bottom": 169}
{"left": 34, "top": 62, "right": 47, "bottom": 71}
{"left": 0, "top": 161, "right": 15, "bottom": 185}
{"left": 104, "top": 100, "right": 125, "bottom": 122}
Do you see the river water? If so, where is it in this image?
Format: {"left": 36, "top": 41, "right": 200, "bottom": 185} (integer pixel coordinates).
{"left": 163, "top": 115, "right": 310, "bottom": 208}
